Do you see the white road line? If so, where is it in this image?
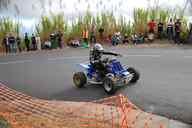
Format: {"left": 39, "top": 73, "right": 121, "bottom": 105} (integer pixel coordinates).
{"left": 184, "top": 56, "right": 192, "bottom": 58}
{"left": 0, "top": 60, "right": 33, "bottom": 65}
{"left": 0, "top": 54, "right": 161, "bottom": 65}
{"left": 124, "top": 55, "right": 161, "bottom": 57}
{"left": 47, "top": 56, "right": 89, "bottom": 61}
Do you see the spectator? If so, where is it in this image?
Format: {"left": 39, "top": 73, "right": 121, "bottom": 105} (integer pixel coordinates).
{"left": 58, "top": 31, "right": 63, "bottom": 49}
{"left": 138, "top": 33, "right": 145, "bottom": 44}
{"left": 24, "top": 33, "right": 30, "bottom": 51}
{"left": 31, "top": 34, "right": 37, "bottom": 50}
{"left": 131, "top": 33, "right": 138, "bottom": 45}
{"left": 158, "top": 21, "right": 164, "bottom": 39}
{"left": 82, "top": 27, "right": 89, "bottom": 46}
{"left": 16, "top": 36, "right": 22, "bottom": 52}
{"left": 174, "top": 19, "right": 181, "bottom": 44}
{"left": 44, "top": 40, "right": 51, "bottom": 50}
{"left": 187, "top": 23, "right": 192, "bottom": 44}
{"left": 131, "top": 33, "right": 144, "bottom": 45}
{"left": 111, "top": 34, "right": 117, "bottom": 46}
{"left": 111, "top": 32, "right": 121, "bottom": 46}
{"left": 90, "top": 25, "right": 96, "bottom": 44}
{"left": 123, "top": 34, "right": 129, "bottom": 44}
{"left": 70, "top": 40, "right": 80, "bottom": 48}
{"left": 148, "top": 19, "right": 156, "bottom": 33}
{"left": 36, "top": 35, "right": 41, "bottom": 51}
{"left": 98, "top": 27, "right": 104, "bottom": 40}
{"left": 8, "top": 33, "right": 16, "bottom": 54}
{"left": 167, "top": 18, "right": 174, "bottom": 41}
{"left": 3, "top": 35, "right": 9, "bottom": 54}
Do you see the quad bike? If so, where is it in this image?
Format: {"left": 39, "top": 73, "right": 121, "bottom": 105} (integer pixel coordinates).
{"left": 73, "top": 56, "right": 140, "bottom": 94}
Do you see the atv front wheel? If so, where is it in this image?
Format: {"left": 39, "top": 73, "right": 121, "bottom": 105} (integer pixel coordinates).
{"left": 127, "top": 67, "right": 140, "bottom": 83}
{"left": 73, "top": 72, "right": 87, "bottom": 88}
{"left": 103, "top": 76, "right": 116, "bottom": 95}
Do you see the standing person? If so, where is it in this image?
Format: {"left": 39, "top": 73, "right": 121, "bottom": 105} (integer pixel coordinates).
{"left": 167, "top": 18, "right": 174, "bottom": 41}
{"left": 36, "top": 35, "right": 41, "bottom": 51}
{"left": 148, "top": 19, "right": 156, "bottom": 34}
{"left": 111, "top": 32, "right": 119, "bottom": 46}
{"left": 16, "top": 36, "right": 22, "bottom": 53}
{"left": 8, "top": 33, "right": 16, "bottom": 54}
{"left": 189, "top": 23, "right": 192, "bottom": 35}
{"left": 148, "top": 19, "right": 156, "bottom": 42}
{"left": 31, "top": 34, "right": 37, "bottom": 50}
{"left": 82, "top": 27, "right": 89, "bottom": 47}
{"left": 187, "top": 23, "right": 192, "bottom": 44}
{"left": 58, "top": 31, "right": 63, "bottom": 49}
{"left": 90, "top": 24, "right": 96, "bottom": 44}
{"left": 158, "top": 21, "right": 164, "bottom": 39}
{"left": 24, "top": 33, "right": 30, "bottom": 51}
{"left": 174, "top": 19, "right": 182, "bottom": 44}
{"left": 3, "top": 35, "right": 9, "bottom": 54}
{"left": 98, "top": 27, "right": 104, "bottom": 40}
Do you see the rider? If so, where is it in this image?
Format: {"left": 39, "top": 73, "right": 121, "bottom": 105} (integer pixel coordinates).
{"left": 90, "top": 43, "right": 120, "bottom": 79}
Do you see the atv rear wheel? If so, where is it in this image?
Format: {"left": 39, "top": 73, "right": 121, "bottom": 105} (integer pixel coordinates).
{"left": 73, "top": 72, "right": 87, "bottom": 88}
{"left": 127, "top": 67, "right": 140, "bottom": 83}
{"left": 103, "top": 76, "right": 116, "bottom": 95}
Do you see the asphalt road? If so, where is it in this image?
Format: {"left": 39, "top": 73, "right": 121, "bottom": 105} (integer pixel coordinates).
{"left": 0, "top": 47, "right": 192, "bottom": 124}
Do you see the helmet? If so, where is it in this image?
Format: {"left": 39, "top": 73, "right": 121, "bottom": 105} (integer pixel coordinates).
{"left": 93, "top": 43, "right": 104, "bottom": 51}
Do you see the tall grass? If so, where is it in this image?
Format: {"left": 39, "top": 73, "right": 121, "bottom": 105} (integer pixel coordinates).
{"left": 132, "top": 8, "right": 171, "bottom": 34}
{"left": 0, "top": 8, "right": 189, "bottom": 45}
{"left": 0, "top": 17, "right": 20, "bottom": 48}
{"left": 36, "top": 13, "right": 68, "bottom": 41}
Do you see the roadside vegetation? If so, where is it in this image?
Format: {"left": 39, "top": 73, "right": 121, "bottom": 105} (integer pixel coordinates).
{"left": 0, "top": 7, "right": 190, "bottom": 46}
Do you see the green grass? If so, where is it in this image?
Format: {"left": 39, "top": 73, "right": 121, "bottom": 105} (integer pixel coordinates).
{"left": 0, "top": 116, "right": 11, "bottom": 128}
{"left": 0, "top": 17, "right": 20, "bottom": 48}
{"left": 0, "top": 7, "right": 190, "bottom": 45}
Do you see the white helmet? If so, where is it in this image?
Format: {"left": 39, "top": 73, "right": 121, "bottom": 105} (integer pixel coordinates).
{"left": 93, "top": 43, "right": 104, "bottom": 51}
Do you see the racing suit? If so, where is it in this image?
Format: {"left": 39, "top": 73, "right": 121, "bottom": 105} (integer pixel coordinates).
{"left": 89, "top": 49, "right": 119, "bottom": 79}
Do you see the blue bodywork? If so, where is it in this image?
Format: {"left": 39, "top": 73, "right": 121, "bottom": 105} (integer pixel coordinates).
{"left": 79, "top": 59, "right": 131, "bottom": 83}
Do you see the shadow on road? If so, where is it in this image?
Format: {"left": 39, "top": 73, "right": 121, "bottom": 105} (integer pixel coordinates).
{"left": 49, "top": 84, "right": 111, "bottom": 102}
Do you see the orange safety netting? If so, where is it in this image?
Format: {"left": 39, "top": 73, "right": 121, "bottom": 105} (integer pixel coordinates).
{"left": 0, "top": 83, "right": 168, "bottom": 128}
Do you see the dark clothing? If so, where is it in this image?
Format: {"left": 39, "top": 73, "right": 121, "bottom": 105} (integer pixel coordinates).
{"left": 16, "top": 37, "right": 22, "bottom": 52}
{"left": 8, "top": 36, "right": 16, "bottom": 53}
{"left": 58, "top": 32, "right": 63, "bottom": 48}
{"left": 174, "top": 21, "right": 181, "bottom": 44}
{"left": 123, "top": 36, "right": 129, "bottom": 44}
{"left": 158, "top": 22, "right": 164, "bottom": 39}
{"left": 167, "top": 23, "right": 174, "bottom": 40}
{"left": 31, "top": 36, "right": 37, "bottom": 50}
{"left": 8, "top": 36, "right": 15, "bottom": 44}
{"left": 98, "top": 28, "right": 104, "bottom": 33}
{"left": 90, "top": 49, "right": 119, "bottom": 79}
{"left": 158, "top": 23, "right": 164, "bottom": 32}
{"left": 189, "top": 24, "right": 192, "bottom": 35}
{"left": 90, "top": 32, "right": 96, "bottom": 44}
{"left": 25, "top": 36, "right": 30, "bottom": 51}
{"left": 90, "top": 50, "right": 118, "bottom": 64}
{"left": 175, "top": 21, "right": 181, "bottom": 33}
{"left": 111, "top": 35, "right": 121, "bottom": 46}
{"left": 98, "top": 28, "right": 104, "bottom": 39}
{"left": 175, "top": 32, "right": 181, "bottom": 44}
{"left": 3, "top": 37, "right": 9, "bottom": 53}
{"left": 187, "top": 25, "right": 192, "bottom": 44}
